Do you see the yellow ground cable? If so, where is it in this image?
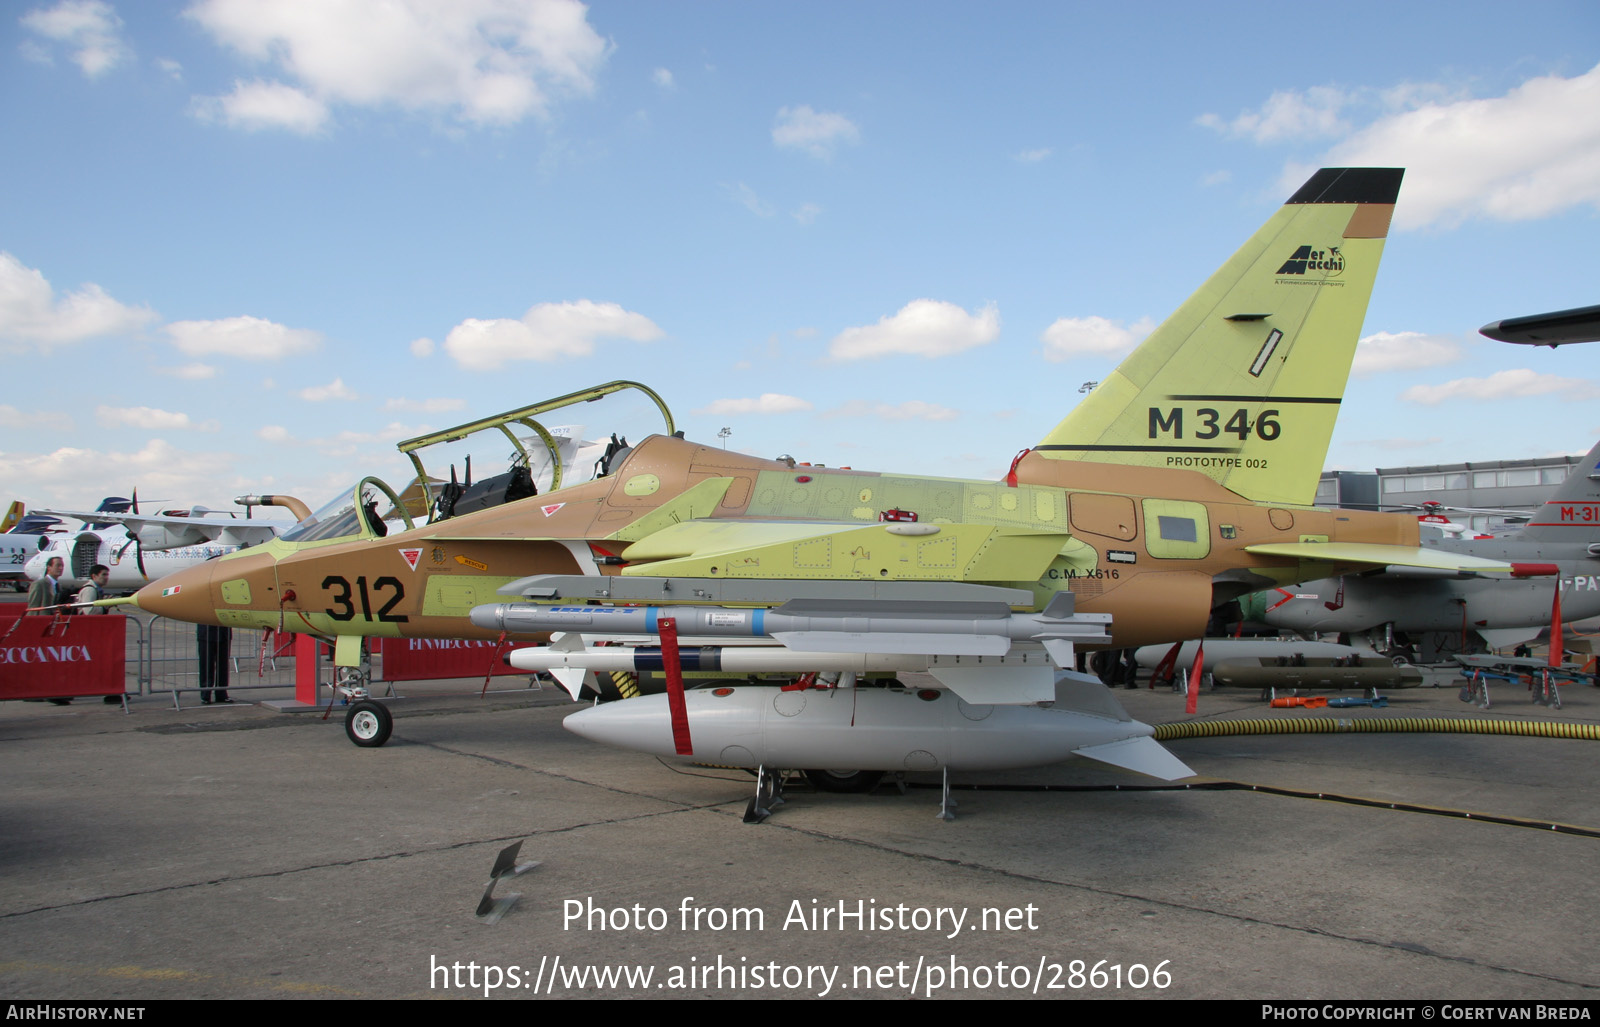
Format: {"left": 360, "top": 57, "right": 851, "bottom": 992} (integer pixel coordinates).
{"left": 1153, "top": 717, "right": 1600, "bottom": 742}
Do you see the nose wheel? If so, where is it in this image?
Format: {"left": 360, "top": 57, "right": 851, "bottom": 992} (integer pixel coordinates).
{"left": 344, "top": 700, "right": 393, "bottom": 747}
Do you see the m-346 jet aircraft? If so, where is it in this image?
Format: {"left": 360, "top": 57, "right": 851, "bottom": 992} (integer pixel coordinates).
{"left": 1240, "top": 439, "right": 1600, "bottom": 656}
{"left": 122, "top": 167, "right": 1519, "bottom": 808}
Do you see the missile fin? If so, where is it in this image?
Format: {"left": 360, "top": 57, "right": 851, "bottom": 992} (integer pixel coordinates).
{"left": 1041, "top": 638, "right": 1075, "bottom": 669}
{"left": 1073, "top": 736, "right": 1195, "bottom": 781}
{"left": 549, "top": 631, "right": 587, "bottom": 651}
{"left": 550, "top": 666, "right": 593, "bottom": 700}
{"left": 930, "top": 666, "right": 1054, "bottom": 705}
{"left": 1052, "top": 671, "right": 1136, "bottom": 722}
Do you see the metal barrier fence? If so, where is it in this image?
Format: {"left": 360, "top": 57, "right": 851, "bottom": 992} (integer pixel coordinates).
{"left": 140, "top": 615, "right": 318, "bottom": 709}
{"left": 129, "top": 616, "right": 546, "bottom": 709}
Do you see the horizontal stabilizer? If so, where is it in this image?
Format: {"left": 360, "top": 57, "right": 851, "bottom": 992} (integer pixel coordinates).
{"left": 1073, "top": 736, "right": 1195, "bottom": 781}
{"left": 1244, "top": 542, "right": 1510, "bottom": 574}
{"left": 930, "top": 665, "right": 1055, "bottom": 705}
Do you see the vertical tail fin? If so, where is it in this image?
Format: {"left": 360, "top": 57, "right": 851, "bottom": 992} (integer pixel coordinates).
{"left": 1034, "top": 168, "right": 1403, "bottom": 506}
{"left": 1512, "top": 439, "right": 1600, "bottom": 542}
{"left": 0, "top": 501, "right": 21, "bottom": 534}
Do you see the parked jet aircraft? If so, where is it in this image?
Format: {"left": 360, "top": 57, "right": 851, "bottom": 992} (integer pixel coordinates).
{"left": 1239, "top": 439, "right": 1600, "bottom": 656}
{"left": 125, "top": 168, "right": 1508, "bottom": 794}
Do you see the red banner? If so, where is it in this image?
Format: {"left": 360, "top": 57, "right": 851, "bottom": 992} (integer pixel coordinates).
{"left": 380, "top": 637, "right": 520, "bottom": 682}
{"left": 0, "top": 614, "right": 128, "bottom": 699}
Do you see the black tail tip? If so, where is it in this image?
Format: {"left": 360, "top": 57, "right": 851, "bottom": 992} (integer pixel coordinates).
{"left": 1288, "top": 168, "right": 1404, "bottom": 205}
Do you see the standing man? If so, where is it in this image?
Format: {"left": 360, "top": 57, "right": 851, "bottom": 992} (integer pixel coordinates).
{"left": 75, "top": 564, "right": 109, "bottom": 611}
{"left": 197, "top": 624, "right": 234, "bottom": 705}
{"left": 74, "top": 564, "right": 121, "bottom": 704}
{"left": 26, "top": 556, "right": 64, "bottom": 612}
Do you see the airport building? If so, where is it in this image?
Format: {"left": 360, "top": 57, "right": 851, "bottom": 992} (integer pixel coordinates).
{"left": 1317, "top": 453, "right": 1584, "bottom": 533}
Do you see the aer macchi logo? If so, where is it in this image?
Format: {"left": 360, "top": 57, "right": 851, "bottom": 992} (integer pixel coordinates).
{"left": 1275, "top": 245, "right": 1345, "bottom": 277}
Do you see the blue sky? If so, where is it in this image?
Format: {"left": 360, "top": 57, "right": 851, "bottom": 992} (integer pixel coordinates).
{"left": 2, "top": 0, "right": 1597, "bottom": 514}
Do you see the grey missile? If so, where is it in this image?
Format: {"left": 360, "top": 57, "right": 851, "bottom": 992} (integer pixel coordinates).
{"left": 470, "top": 592, "right": 1109, "bottom": 658}
{"left": 562, "top": 673, "right": 1195, "bottom": 779}
{"left": 506, "top": 644, "right": 1058, "bottom": 675}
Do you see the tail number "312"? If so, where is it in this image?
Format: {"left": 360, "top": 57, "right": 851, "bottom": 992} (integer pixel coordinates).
{"left": 322, "top": 575, "right": 410, "bottom": 622}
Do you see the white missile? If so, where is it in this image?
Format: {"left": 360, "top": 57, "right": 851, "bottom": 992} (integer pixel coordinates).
{"left": 563, "top": 673, "right": 1195, "bottom": 780}
{"left": 514, "top": 635, "right": 1065, "bottom": 705}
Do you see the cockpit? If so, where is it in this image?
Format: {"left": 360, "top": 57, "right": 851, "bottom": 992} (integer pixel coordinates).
{"left": 280, "top": 478, "right": 419, "bottom": 544}
{"left": 280, "top": 381, "right": 677, "bottom": 541}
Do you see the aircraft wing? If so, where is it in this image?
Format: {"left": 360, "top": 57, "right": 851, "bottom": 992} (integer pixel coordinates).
{"left": 36, "top": 509, "right": 288, "bottom": 550}
{"left": 1479, "top": 304, "right": 1600, "bottom": 347}
{"left": 613, "top": 519, "right": 1072, "bottom": 584}
{"left": 1244, "top": 541, "right": 1511, "bottom": 574}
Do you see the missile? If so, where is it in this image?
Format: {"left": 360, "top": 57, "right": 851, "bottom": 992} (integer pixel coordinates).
{"left": 562, "top": 672, "right": 1194, "bottom": 780}
{"left": 506, "top": 643, "right": 1058, "bottom": 676}
{"left": 508, "top": 639, "right": 1062, "bottom": 703}
{"left": 470, "top": 592, "right": 1109, "bottom": 660}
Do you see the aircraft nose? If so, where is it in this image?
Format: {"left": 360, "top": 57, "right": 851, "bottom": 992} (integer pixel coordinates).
{"left": 132, "top": 561, "right": 222, "bottom": 625}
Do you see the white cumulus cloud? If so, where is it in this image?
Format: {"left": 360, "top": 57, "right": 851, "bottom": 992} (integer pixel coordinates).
{"left": 187, "top": 0, "right": 610, "bottom": 131}
{"left": 1040, "top": 315, "right": 1155, "bottom": 362}
{"left": 0, "top": 252, "right": 157, "bottom": 348}
{"left": 298, "top": 377, "right": 357, "bottom": 402}
{"left": 95, "top": 405, "right": 208, "bottom": 431}
{"left": 443, "top": 299, "right": 662, "bottom": 370}
{"left": 773, "top": 105, "right": 859, "bottom": 158}
{"left": 157, "top": 362, "right": 219, "bottom": 380}
{"left": 0, "top": 439, "right": 239, "bottom": 509}
{"left": 164, "top": 315, "right": 321, "bottom": 360}
{"left": 20, "top": 0, "right": 129, "bottom": 78}
{"left": 0, "top": 405, "right": 73, "bottom": 431}
{"left": 828, "top": 300, "right": 1000, "bottom": 361}
{"left": 195, "top": 79, "right": 330, "bottom": 134}
{"left": 409, "top": 336, "right": 435, "bottom": 357}
{"left": 1197, "top": 86, "right": 1353, "bottom": 142}
{"left": 1352, "top": 331, "right": 1464, "bottom": 376}
{"left": 727, "top": 182, "right": 773, "bottom": 217}
{"left": 1316, "top": 63, "right": 1600, "bottom": 228}
{"left": 693, "top": 394, "right": 813, "bottom": 416}
{"left": 1400, "top": 369, "right": 1600, "bottom": 405}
